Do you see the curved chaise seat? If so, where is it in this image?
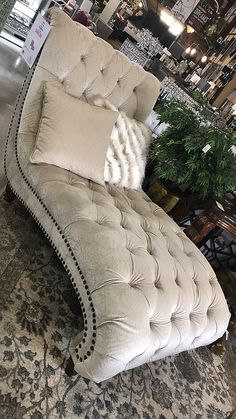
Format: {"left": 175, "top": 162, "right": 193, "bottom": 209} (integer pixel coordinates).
{"left": 5, "top": 8, "right": 230, "bottom": 382}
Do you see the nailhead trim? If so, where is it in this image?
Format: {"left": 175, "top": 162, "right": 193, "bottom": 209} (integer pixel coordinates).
{"left": 4, "top": 53, "right": 96, "bottom": 363}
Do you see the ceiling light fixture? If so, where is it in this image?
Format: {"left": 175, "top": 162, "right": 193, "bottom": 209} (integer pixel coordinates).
{"left": 186, "top": 25, "right": 195, "bottom": 33}
{"left": 168, "top": 22, "right": 185, "bottom": 36}
{"left": 190, "top": 48, "right": 197, "bottom": 55}
{"left": 213, "top": 0, "right": 220, "bottom": 13}
{"left": 160, "top": 9, "right": 174, "bottom": 26}
{"left": 160, "top": 9, "right": 185, "bottom": 36}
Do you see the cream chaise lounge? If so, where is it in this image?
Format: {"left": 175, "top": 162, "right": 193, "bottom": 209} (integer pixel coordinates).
{"left": 5, "top": 8, "right": 230, "bottom": 382}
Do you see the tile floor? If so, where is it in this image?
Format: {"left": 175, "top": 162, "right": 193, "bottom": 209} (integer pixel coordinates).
{"left": 0, "top": 35, "right": 27, "bottom": 194}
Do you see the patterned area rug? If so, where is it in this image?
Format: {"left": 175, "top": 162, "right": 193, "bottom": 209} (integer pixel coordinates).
{"left": 0, "top": 196, "right": 235, "bottom": 419}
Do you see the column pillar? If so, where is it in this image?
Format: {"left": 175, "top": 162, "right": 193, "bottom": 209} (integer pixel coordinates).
{"left": 171, "top": 0, "right": 201, "bottom": 23}
{"left": 100, "top": 0, "right": 120, "bottom": 24}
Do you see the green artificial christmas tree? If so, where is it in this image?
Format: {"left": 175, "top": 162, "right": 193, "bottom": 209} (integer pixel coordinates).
{"left": 150, "top": 99, "right": 236, "bottom": 199}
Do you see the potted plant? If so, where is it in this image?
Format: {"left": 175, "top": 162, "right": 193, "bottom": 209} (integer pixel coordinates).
{"left": 150, "top": 99, "right": 236, "bottom": 200}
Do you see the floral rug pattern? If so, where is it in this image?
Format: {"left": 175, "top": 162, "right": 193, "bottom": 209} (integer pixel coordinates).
{"left": 0, "top": 196, "right": 235, "bottom": 419}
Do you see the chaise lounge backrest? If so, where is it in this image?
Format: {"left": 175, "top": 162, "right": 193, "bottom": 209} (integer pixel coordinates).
{"left": 19, "top": 7, "right": 160, "bottom": 138}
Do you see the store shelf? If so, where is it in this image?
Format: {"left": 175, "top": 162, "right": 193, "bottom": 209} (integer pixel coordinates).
{"left": 9, "top": 12, "right": 30, "bottom": 28}
{"left": 5, "top": 0, "right": 43, "bottom": 41}
{"left": 16, "top": 0, "right": 38, "bottom": 13}
{"left": 0, "top": 29, "right": 24, "bottom": 47}
{"left": 4, "top": 0, "right": 76, "bottom": 42}
{"left": 5, "top": 21, "right": 28, "bottom": 40}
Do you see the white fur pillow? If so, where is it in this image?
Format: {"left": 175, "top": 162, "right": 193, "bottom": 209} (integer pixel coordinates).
{"left": 94, "top": 98, "right": 152, "bottom": 190}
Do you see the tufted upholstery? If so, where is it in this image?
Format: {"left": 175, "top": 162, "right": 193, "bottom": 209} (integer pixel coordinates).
{"left": 6, "top": 8, "right": 230, "bottom": 382}
{"left": 19, "top": 8, "right": 160, "bottom": 136}
{"left": 24, "top": 164, "right": 230, "bottom": 381}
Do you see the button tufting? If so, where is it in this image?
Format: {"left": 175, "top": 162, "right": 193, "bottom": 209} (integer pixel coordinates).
{"left": 186, "top": 252, "right": 193, "bottom": 257}
{"left": 175, "top": 278, "right": 180, "bottom": 286}
{"left": 193, "top": 278, "right": 199, "bottom": 288}
{"left": 128, "top": 246, "right": 138, "bottom": 255}
{"left": 209, "top": 278, "right": 215, "bottom": 285}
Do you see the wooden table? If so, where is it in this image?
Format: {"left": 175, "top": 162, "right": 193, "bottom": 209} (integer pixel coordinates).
{"left": 182, "top": 194, "right": 236, "bottom": 245}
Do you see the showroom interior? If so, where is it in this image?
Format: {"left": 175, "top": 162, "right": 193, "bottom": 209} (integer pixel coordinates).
{"left": 0, "top": 0, "right": 235, "bottom": 418}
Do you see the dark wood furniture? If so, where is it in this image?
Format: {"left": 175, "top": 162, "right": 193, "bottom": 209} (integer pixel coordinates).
{"left": 182, "top": 194, "right": 236, "bottom": 245}
{"left": 3, "top": 183, "right": 15, "bottom": 203}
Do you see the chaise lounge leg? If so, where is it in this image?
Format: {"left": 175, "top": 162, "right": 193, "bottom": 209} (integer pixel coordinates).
{"left": 227, "top": 410, "right": 236, "bottom": 419}
{"left": 4, "top": 183, "right": 15, "bottom": 203}
{"left": 65, "top": 356, "right": 77, "bottom": 377}
{"left": 208, "top": 335, "right": 226, "bottom": 356}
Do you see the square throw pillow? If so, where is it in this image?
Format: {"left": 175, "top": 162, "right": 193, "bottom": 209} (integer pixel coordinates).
{"left": 30, "top": 83, "right": 118, "bottom": 185}
{"left": 93, "top": 97, "right": 152, "bottom": 190}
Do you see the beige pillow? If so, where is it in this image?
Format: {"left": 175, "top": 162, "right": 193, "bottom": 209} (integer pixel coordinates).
{"left": 30, "top": 83, "right": 118, "bottom": 185}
